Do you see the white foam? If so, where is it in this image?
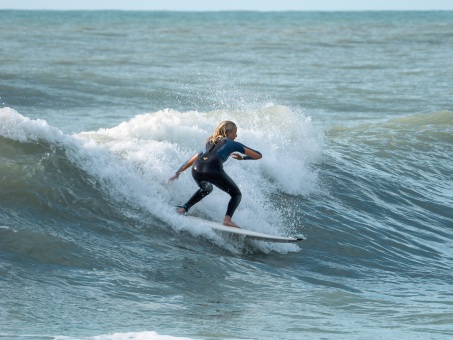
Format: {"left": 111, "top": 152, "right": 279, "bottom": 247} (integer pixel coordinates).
{"left": 55, "top": 331, "right": 195, "bottom": 340}
{"left": 0, "top": 107, "right": 64, "bottom": 143}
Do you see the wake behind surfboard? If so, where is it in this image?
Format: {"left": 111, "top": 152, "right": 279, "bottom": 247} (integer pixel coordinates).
{"left": 186, "top": 216, "right": 304, "bottom": 243}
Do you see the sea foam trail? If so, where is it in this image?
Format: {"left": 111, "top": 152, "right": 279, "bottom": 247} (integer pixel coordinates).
{"left": 55, "top": 330, "right": 195, "bottom": 340}
{"left": 1, "top": 106, "right": 323, "bottom": 253}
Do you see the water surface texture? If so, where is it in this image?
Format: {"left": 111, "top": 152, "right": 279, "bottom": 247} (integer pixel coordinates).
{"left": 1, "top": 10, "right": 452, "bottom": 340}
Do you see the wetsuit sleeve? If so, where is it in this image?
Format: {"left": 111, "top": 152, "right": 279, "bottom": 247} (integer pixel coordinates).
{"left": 241, "top": 144, "right": 262, "bottom": 160}
{"left": 216, "top": 140, "right": 262, "bottom": 162}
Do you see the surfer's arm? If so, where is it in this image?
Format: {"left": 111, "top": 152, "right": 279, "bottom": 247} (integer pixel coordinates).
{"left": 168, "top": 153, "right": 199, "bottom": 182}
{"left": 231, "top": 146, "right": 262, "bottom": 161}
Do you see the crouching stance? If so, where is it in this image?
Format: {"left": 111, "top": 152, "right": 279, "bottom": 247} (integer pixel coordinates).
{"left": 168, "top": 120, "right": 262, "bottom": 228}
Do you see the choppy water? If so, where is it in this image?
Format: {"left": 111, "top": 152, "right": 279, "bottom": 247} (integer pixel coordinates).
{"left": 1, "top": 10, "right": 452, "bottom": 340}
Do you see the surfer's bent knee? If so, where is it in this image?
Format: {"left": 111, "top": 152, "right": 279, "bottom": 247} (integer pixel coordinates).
{"left": 200, "top": 181, "right": 213, "bottom": 193}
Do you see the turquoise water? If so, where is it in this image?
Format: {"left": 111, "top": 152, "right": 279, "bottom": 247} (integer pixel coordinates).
{"left": 1, "top": 10, "right": 452, "bottom": 339}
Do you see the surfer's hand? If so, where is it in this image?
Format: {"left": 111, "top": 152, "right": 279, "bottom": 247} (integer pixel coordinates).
{"left": 231, "top": 153, "right": 243, "bottom": 160}
{"left": 168, "top": 173, "right": 179, "bottom": 183}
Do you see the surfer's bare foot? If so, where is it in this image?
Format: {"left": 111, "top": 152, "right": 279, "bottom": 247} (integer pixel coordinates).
{"left": 223, "top": 215, "right": 240, "bottom": 228}
{"left": 177, "top": 207, "right": 187, "bottom": 215}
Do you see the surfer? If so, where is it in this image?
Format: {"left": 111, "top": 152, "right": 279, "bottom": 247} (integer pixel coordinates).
{"left": 168, "top": 120, "right": 262, "bottom": 228}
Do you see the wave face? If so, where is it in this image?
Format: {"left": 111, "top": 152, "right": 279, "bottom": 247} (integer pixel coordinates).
{"left": 0, "top": 106, "right": 321, "bottom": 250}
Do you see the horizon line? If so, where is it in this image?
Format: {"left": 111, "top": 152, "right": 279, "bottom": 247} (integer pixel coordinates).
{"left": 1, "top": 8, "right": 452, "bottom": 12}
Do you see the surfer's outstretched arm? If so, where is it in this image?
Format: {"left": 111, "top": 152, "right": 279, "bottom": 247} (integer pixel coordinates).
{"left": 231, "top": 146, "right": 262, "bottom": 161}
{"left": 168, "top": 153, "right": 199, "bottom": 182}
{"left": 243, "top": 147, "right": 262, "bottom": 160}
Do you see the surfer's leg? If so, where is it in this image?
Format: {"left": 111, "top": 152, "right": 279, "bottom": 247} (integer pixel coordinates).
{"left": 207, "top": 171, "right": 242, "bottom": 226}
{"left": 178, "top": 169, "right": 213, "bottom": 214}
{"left": 184, "top": 180, "right": 213, "bottom": 209}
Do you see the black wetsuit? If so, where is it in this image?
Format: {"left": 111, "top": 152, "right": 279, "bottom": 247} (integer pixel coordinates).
{"left": 179, "top": 138, "right": 261, "bottom": 217}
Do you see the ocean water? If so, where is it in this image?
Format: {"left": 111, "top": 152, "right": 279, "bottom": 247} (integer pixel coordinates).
{"left": 0, "top": 10, "right": 452, "bottom": 340}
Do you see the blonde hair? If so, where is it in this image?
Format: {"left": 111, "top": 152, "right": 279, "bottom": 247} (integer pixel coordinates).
{"left": 207, "top": 120, "right": 237, "bottom": 144}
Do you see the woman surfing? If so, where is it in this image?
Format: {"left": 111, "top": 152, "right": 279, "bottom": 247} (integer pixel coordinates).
{"left": 168, "top": 120, "right": 262, "bottom": 228}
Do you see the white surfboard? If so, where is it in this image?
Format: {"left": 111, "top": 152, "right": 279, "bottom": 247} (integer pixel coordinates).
{"left": 186, "top": 216, "right": 304, "bottom": 243}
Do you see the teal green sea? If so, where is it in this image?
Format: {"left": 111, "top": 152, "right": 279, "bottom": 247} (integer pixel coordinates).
{"left": 1, "top": 10, "right": 452, "bottom": 340}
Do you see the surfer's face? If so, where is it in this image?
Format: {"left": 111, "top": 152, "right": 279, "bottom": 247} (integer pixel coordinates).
{"left": 227, "top": 127, "right": 237, "bottom": 140}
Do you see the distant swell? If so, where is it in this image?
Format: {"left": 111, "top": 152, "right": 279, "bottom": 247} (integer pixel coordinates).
{"left": 319, "top": 110, "right": 453, "bottom": 278}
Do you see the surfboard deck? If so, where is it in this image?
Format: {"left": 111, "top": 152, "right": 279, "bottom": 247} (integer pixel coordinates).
{"left": 186, "top": 216, "right": 304, "bottom": 243}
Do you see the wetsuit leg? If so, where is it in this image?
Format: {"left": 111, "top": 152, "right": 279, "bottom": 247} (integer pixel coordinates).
{"left": 182, "top": 155, "right": 241, "bottom": 216}
{"left": 184, "top": 178, "right": 213, "bottom": 211}
{"left": 203, "top": 171, "right": 242, "bottom": 217}
{"left": 182, "top": 170, "right": 241, "bottom": 217}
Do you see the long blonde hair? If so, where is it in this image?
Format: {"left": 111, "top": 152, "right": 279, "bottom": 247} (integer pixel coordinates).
{"left": 207, "top": 120, "right": 237, "bottom": 144}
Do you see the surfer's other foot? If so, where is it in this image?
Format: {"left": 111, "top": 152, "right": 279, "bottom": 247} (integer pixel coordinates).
{"left": 223, "top": 215, "right": 240, "bottom": 228}
{"left": 176, "top": 207, "right": 187, "bottom": 215}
